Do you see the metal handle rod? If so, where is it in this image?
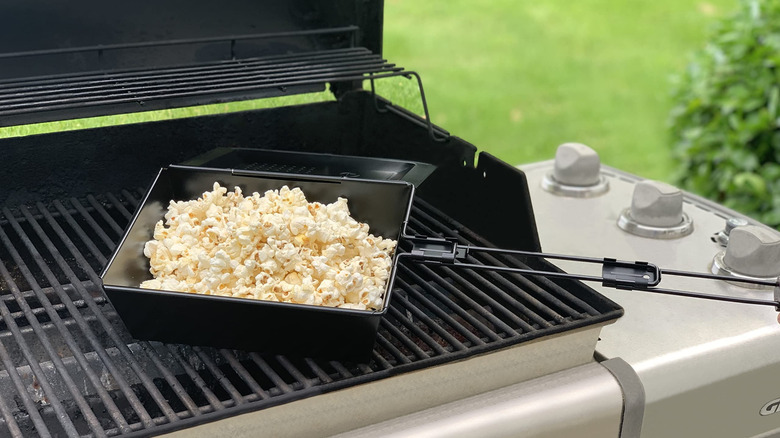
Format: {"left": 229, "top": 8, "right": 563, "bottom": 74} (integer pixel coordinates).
{"left": 438, "top": 257, "right": 780, "bottom": 309}
{"left": 402, "top": 237, "right": 780, "bottom": 310}
{"left": 438, "top": 258, "right": 780, "bottom": 308}
{"left": 369, "top": 71, "right": 450, "bottom": 143}
{"left": 464, "top": 244, "right": 778, "bottom": 290}
{"left": 660, "top": 268, "right": 777, "bottom": 288}
{"left": 414, "top": 258, "right": 605, "bottom": 283}
{"left": 463, "top": 244, "right": 620, "bottom": 265}
{"left": 633, "top": 286, "right": 779, "bottom": 307}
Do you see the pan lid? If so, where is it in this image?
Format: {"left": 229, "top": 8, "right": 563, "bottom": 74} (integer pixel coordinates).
{"left": 0, "top": 0, "right": 387, "bottom": 126}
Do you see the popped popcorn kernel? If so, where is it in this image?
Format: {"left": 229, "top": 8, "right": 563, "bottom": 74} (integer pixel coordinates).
{"left": 140, "top": 183, "right": 397, "bottom": 310}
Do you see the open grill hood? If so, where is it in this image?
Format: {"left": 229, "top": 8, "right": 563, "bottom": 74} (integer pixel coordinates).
{"left": 0, "top": 0, "right": 384, "bottom": 126}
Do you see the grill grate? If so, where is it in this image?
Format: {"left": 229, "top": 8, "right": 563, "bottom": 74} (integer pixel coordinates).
{"left": 0, "top": 189, "right": 617, "bottom": 437}
{"left": 0, "top": 47, "right": 403, "bottom": 126}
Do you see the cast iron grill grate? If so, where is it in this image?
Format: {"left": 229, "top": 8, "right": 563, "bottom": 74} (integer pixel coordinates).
{"left": 0, "top": 189, "right": 616, "bottom": 437}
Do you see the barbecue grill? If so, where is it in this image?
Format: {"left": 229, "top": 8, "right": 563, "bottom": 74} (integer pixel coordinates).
{"left": 2, "top": 1, "right": 780, "bottom": 437}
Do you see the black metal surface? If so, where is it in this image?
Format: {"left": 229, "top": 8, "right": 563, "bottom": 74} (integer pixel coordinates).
{"left": 0, "top": 0, "right": 384, "bottom": 79}
{"left": 0, "top": 93, "right": 477, "bottom": 240}
{"left": 417, "top": 151, "right": 543, "bottom": 253}
{"left": 181, "top": 147, "right": 438, "bottom": 186}
{"left": 0, "top": 0, "right": 390, "bottom": 127}
{"left": 0, "top": 47, "right": 404, "bottom": 127}
{"left": 102, "top": 166, "right": 416, "bottom": 360}
{"left": 0, "top": 186, "right": 621, "bottom": 437}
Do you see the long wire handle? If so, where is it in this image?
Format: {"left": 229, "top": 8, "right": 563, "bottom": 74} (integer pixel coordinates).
{"left": 402, "top": 235, "right": 780, "bottom": 310}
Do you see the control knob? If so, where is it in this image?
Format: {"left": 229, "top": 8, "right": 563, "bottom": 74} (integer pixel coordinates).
{"left": 712, "top": 225, "right": 780, "bottom": 284}
{"left": 617, "top": 180, "right": 693, "bottom": 239}
{"left": 542, "top": 143, "right": 609, "bottom": 197}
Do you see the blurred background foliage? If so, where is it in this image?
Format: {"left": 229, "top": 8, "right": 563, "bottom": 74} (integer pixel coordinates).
{"left": 380, "top": 0, "right": 734, "bottom": 180}
{"left": 670, "top": 0, "right": 780, "bottom": 227}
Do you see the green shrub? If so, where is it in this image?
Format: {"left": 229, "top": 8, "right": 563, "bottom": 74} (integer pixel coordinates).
{"left": 670, "top": 0, "right": 780, "bottom": 227}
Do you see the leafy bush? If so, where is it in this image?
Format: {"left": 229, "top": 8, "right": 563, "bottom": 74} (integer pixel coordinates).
{"left": 670, "top": 0, "right": 780, "bottom": 227}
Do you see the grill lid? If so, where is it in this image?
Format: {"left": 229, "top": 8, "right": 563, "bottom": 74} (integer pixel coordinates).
{"left": 0, "top": 0, "right": 387, "bottom": 126}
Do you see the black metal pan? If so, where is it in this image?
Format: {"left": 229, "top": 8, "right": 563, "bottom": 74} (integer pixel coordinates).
{"left": 101, "top": 165, "right": 415, "bottom": 361}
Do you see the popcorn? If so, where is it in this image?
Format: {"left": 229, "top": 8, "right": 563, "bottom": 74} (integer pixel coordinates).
{"left": 139, "top": 182, "right": 397, "bottom": 310}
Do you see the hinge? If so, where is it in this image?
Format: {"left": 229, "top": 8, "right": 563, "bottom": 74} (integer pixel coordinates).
{"left": 602, "top": 258, "right": 661, "bottom": 290}
{"left": 406, "top": 236, "right": 467, "bottom": 263}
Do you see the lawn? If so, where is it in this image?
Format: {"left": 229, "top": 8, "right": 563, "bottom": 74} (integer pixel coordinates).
{"left": 381, "top": 0, "right": 736, "bottom": 180}
{"left": 0, "top": 0, "right": 736, "bottom": 181}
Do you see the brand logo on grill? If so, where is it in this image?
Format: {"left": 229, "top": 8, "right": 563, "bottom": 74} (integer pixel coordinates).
{"left": 760, "top": 398, "right": 780, "bottom": 416}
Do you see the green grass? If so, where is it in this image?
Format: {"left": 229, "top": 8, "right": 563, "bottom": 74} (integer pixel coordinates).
{"left": 0, "top": 93, "right": 335, "bottom": 139}
{"left": 382, "top": 0, "right": 736, "bottom": 180}
{"left": 1, "top": 1, "right": 735, "bottom": 180}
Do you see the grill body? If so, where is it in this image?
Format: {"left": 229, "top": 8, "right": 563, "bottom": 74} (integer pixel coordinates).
{"left": 0, "top": 92, "right": 622, "bottom": 436}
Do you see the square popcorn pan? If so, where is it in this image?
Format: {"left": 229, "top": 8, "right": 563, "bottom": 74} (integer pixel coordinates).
{"left": 101, "top": 165, "right": 414, "bottom": 361}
